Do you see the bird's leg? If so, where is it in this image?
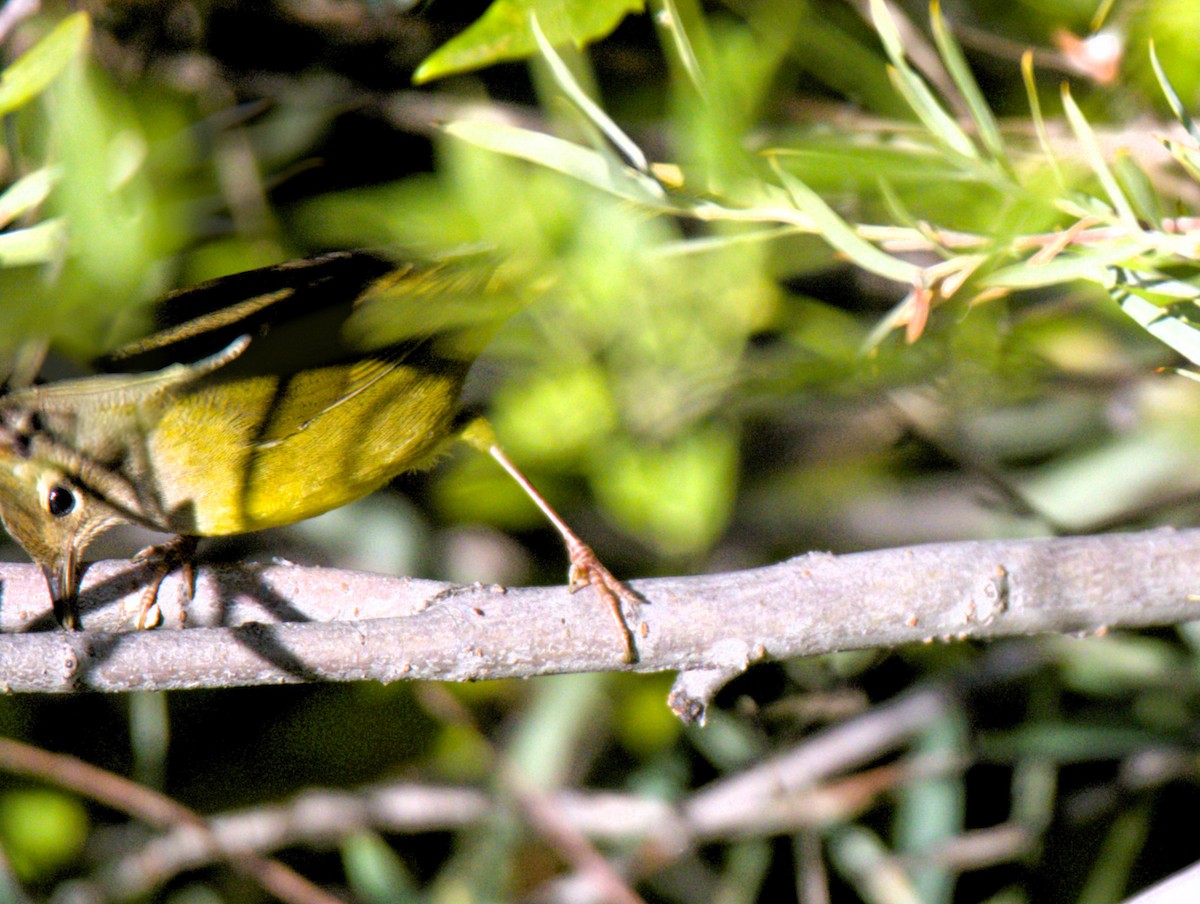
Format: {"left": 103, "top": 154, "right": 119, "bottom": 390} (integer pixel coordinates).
{"left": 460, "top": 418, "right": 641, "bottom": 663}
{"left": 131, "top": 534, "right": 198, "bottom": 629}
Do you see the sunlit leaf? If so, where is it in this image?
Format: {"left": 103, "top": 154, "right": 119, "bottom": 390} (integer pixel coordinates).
{"left": 593, "top": 427, "right": 738, "bottom": 557}
{"left": 1061, "top": 86, "right": 1139, "bottom": 229}
{"left": 0, "top": 790, "right": 88, "bottom": 880}
{"left": 0, "top": 168, "right": 57, "bottom": 229}
{"left": 984, "top": 239, "right": 1152, "bottom": 289}
{"left": 772, "top": 159, "right": 922, "bottom": 284}
{"left": 0, "top": 218, "right": 64, "bottom": 266}
{"left": 930, "top": 1, "right": 1006, "bottom": 164}
{"left": 1115, "top": 285, "right": 1200, "bottom": 366}
{"left": 870, "top": 0, "right": 977, "bottom": 161}
{"left": 414, "top": 0, "right": 645, "bottom": 83}
{"left": 1149, "top": 40, "right": 1200, "bottom": 142}
{"left": 529, "top": 14, "right": 649, "bottom": 172}
{"left": 0, "top": 12, "right": 89, "bottom": 117}
{"left": 443, "top": 119, "right": 667, "bottom": 206}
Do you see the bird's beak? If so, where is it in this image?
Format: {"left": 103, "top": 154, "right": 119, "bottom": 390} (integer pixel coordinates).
{"left": 43, "top": 551, "right": 80, "bottom": 630}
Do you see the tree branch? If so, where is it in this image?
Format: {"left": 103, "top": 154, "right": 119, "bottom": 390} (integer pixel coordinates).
{"left": 72, "top": 686, "right": 955, "bottom": 900}
{"left": 2, "top": 528, "right": 1199, "bottom": 700}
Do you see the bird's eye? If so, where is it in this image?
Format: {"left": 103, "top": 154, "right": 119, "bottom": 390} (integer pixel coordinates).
{"left": 46, "top": 485, "right": 76, "bottom": 518}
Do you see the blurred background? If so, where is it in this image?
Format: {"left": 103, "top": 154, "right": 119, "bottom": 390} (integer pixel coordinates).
{"left": 3, "top": 0, "right": 1200, "bottom": 901}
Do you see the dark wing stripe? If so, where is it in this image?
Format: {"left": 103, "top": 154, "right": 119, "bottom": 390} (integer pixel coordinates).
{"left": 105, "top": 289, "right": 293, "bottom": 361}
{"left": 95, "top": 251, "right": 400, "bottom": 374}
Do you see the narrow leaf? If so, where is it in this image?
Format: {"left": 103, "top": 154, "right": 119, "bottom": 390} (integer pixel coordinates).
{"left": 530, "top": 14, "right": 650, "bottom": 173}
{"left": 772, "top": 159, "right": 921, "bottom": 284}
{"left": 0, "top": 219, "right": 65, "bottom": 266}
{"left": 414, "top": 0, "right": 645, "bottom": 83}
{"left": 1161, "top": 137, "right": 1200, "bottom": 184}
{"left": 870, "top": 0, "right": 977, "bottom": 160}
{"left": 444, "top": 119, "right": 667, "bottom": 205}
{"left": 1112, "top": 151, "right": 1161, "bottom": 227}
{"left": 1149, "top": 40, "right": 1200, "bottom": 143}
{"left": 1021, "top": 50, "right": 1063, "bottom": 186}
{"left": 0, "top": 168, "right": 57, "bottom": 230}
{"left": 0, "top": 12, "right": 90, "bottom": 117}
{"left": 1061, "top": 86, "right": 1139, "bottom": 230}
{"left": 1115, "top": 292, "right": 1200, "bottom": 367}
{"left": 656, "top": 0, "right": 708, "bottom": 99}
{"left": 984, "top": 238, "right": 1152, "bottom": 289}
{"left": 930, "top": 1, "right": 1006, "bottom": 163}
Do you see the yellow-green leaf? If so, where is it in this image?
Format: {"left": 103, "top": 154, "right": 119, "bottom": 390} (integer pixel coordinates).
{"left": 592, "top": 428, "right": 738, "bottom": 558}
{"left": 0, "top": 790, "right": 88, "bottom": 880}
{"left": 0, "top": 12, "right": 90, "bottom": 117}
{"left": 415, "top": 0, "right": 644, "bottom": 83}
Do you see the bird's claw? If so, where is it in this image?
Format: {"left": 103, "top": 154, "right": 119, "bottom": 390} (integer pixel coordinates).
{"left": 131, "top": 535, "right": 198, "bottom": 629}
{"left": 566, "top": 541, "right": 642, "bottom": 664}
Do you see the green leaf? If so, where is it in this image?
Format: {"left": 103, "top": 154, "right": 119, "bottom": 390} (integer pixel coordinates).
{"left": 342, "top": 832, "right": 420, "bottom": 904}
{"left": 828, "top": 825, "right": 922, "bottom": 904}
{"left": 984, "top": 239, "right": 1152, "bottom": 290}
{"left": 443, "top": 119, "right": 667, "bottom": 206}
{"left": 1160, "top": 136, "right": 1200, "bottom": 185}
{"left": 771, "top": 159, "right": 921, "bottom": 284}
{"left": 593, "top": 427, "right": 738, "bottom": 557}
{"left": 1061, "top": 86, "right": 1139, "bottom": 229}
{"left": 0, "top": 168, "right": 58, "bottom": 230}
{"left": 1077, "top": 805, "right": 1150, "bottom": 904}
{"left": 0, "top": 789, "right": 88, "bottom": 880}
{"left": 1149, "top": 40, "right": 1200, "bottom": 142}
{"left": 493, "top": 365, "right": 617, "bottom": 465}
{"left": 1021, "top": 49, "right": 1064, "bottom": 187}
{"left": 529, "top": 14, "right": 649, "bottom": 172}
{"left": 895, "top": 710, "right": 967, "bottom": 904}
{"left": 1112, "top": 150, "right": 1161, "bottom": 226}
{"left": 783, "top": 5, "right": 904, "bottom": 117}
{"left": 656, "top": 0, "right": 708, "bottom": 99}
{"left": 713, "top": 840, "right": 773, "bottom": 904}
{"left": 414, "top": 0, "right": 645, "bottom": 83}
{"left": 870, "top": 0, "right": 977, "bottom": 161}
{"left": 0, "top": 219, "right": 64, "bottom": 266}
{"left": 1116, "top": 286, "right": 1200, "bottom": 366}
{"left": 930, "top": 1, "right": 1006, "bottom": 164}
{"left": 0, "top": 12, "right": 90, "bottom": 117}
{"left": 50, "top": 61, "right": 182, "bottom": 300}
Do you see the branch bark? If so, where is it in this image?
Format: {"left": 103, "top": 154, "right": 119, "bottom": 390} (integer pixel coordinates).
{"left": 1, "top": 527, "right": 1199, "bottom": 697}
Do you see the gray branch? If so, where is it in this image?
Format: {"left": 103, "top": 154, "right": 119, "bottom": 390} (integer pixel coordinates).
{"left": 2, "top": 528, "right": 1199, "bottom": 700}
{"left": 66, "top": 686, "right": 957, "bottom": 901}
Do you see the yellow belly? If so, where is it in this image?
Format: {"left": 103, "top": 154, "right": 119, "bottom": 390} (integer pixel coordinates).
{"left": 146, "top": 360, "right": 464, "bottom": 536}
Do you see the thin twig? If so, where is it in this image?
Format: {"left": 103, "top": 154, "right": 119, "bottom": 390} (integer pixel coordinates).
{"left": 72, "top": 690, "right": 963, "bottom": 900}
{"left": 514, "top": 784, "right": 647, "bottom": 904}
{"left": 0, "top": 0, "right": 38, "bottom": 45}
{"left": 0, "top": 738, "right": 344, "bottom": 904}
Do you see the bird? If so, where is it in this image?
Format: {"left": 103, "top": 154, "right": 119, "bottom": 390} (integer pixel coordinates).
{"left": 0, "top": 250, "right": 639, "bottom": 660}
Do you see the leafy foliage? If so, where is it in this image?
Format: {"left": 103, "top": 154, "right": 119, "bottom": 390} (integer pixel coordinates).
{"left": 3, "top": 0, "right": 1200, "bottom": 902}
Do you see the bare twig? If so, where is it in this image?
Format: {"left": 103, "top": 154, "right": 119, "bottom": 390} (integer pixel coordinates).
{"left": 0, "top": 0, "right": 38, "bottom": 45}
{"left": 0, "top": 737, "right": 343, "bottom": 904}
{"left": 0, "top": 529, "right": 1198, "bottom": 698}
{"left": 1124, "top": 859, "right": 1200, "bottom": 904}
{"left": 514, "top": 785, "right": 647, "bottom": 904}
{"left": 75, "top": 689, "right": 961, "bottom": 900}
{"left": 81, "top": 784, "right": 488, "bottom": 901}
